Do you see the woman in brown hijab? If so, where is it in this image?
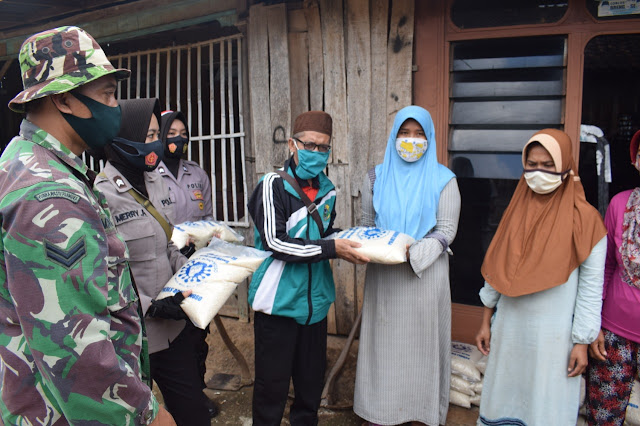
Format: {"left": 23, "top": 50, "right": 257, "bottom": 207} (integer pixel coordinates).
{"left": 474, "top": 129, "right": 607, "bottom": 426}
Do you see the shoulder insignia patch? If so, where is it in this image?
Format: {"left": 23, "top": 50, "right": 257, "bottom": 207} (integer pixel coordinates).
{"left": 35, "top": 190, "right": 80, "bottom": 204}
{"left": 113, "top": 175, "right": 126, "bottom": 188}
{"left": 44, "top": 238, "right": 86, "bottom": 269}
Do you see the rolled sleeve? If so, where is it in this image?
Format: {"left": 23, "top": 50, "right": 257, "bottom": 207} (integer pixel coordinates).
{"left": 479, "top": 281, "right": 501, "bottom": 309}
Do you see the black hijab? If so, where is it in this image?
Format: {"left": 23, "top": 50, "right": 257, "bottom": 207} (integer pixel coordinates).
{"left": 160, "top": 110, "right": 190, "bottom": 178}
{"left": 106, "top": 98, "right": 161, "bottom": 197}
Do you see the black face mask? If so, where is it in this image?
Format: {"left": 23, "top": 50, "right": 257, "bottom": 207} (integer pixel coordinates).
{"left": 164, "top": 135, "right": 189, "bottom": 159}
{"left": 111, "top": 137, "right": 164, "bottom": 172}
{"left": 61, "top": 93, "right": 122, "bottom": 150}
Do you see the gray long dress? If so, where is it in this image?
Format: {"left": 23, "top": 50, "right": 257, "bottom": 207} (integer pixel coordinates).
{"left": 354, "top": 177, "right": 461, "bottom": 426}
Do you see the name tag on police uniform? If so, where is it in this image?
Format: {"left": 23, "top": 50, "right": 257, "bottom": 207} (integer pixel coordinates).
{"left": 113, "top": 209, "right": 147, "bottom": 225}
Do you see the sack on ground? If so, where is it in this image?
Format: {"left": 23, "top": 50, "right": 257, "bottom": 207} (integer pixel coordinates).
{"left": 469, "top": 393, "right": 481, "bottom": 406}
{"left": 471, "top": 381, "right": 483, "bottom": 395}
{"left": 449, "top": 389, "right": 471, "bottom": 409}
{"left": 451, "top": 341, "right": 483, "bottom": 383}
{"left": 450, "top": 374, "right": 475, "bottom": 396}
{"left": 327, "top": 227, "right": 415, "bottom": 264}
{"left": 157, "top": 240, "right": 271, "bottom": 328}
{"left": 626, "top": 380, "right": 640, "bottom": 426}
{"left": 172, "top": 220, "right": 244, "bottom": 249}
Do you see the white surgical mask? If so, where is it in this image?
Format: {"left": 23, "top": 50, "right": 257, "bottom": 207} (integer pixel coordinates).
{"left": 395, "top": 137, "right": 428, "bottom": 162}
{"left": 523, "top": 170, "right": 563, "bottom": 194}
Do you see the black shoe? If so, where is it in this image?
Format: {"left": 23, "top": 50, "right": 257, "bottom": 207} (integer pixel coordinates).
{"left": 206, "top": 398, "right": 219, "bottom": 418}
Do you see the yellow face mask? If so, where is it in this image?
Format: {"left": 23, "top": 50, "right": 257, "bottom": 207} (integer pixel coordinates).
{"left": 395, "top": 137, "right": 428, "bottom": 162}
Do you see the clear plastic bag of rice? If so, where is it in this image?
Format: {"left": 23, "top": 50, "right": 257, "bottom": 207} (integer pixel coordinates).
{"left": 449, "top": 389, "right": 471, "bottom": 408}
{"left": 157, "top": 240, "right": 271, "bottom": 328}
{"left": 450, "top": 374, "right": 475, "bottom": 396}
{"left": 171, "top": 220, "right": 244, "bottom": 249}
{"left": 451, "top": 341, "right": 483, "bottom": 383}
{"left": 327, "top": 227, "right": 415, "bottom": 264}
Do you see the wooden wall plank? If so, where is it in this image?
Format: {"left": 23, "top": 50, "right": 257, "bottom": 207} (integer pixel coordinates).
{"left": 267, "top": 4, "right": 292, "bottom": 169}
{"left": 328, "top": 163, "right": 356, "bottom": 334}
{"left": 354, "top": 188, "right": 367, "bottom": 315}
{"left": 346, "top": 0, "right": 372, "bottom": 196}
{"left": 288, "top": 32, "right": 310, "bottom": 123}
{"left": 327, "top": 300, "right": 337, "bottom": 334}
{"left": 248, "top": 4, "right": 271, "bottom": 175}
{"left": 413, "top": 0, "right": 447, "bottom": 163}
{"left": 319, "top": 0, "right": 348, "bottom": 164}
{"left": 288, "top": 8, "right": 308, "bottom": 33}
{"left": 369, "top": 0, "right": 389, "bottom": 168}
{"left": 386, "top": 0, "right": 415, "bottom": 134}
{"left": 304, "top": 0, "right": 324, "bottom": 111}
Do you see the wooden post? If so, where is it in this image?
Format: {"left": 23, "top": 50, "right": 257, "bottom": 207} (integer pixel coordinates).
{"left": 248, "top": 4, "right": 272, "bottom": 175}
{"left": 369, "top": 0, "right": 390, "bottom": 168}
{"left": 320, "top": 0, "right": 348, "bottom": 164}
{"left": 386, "top": 0, "right": 415, "bottom": 134}
{"left": 305, "top": 0, "right": 324, "bottom": 111}
{"left": 267, "top": 4, "right": 292, "bottom": 168}
{"left": 346, "top": 0, "right": 372, "bottom": 196}
{"left": 288, "top": 32, "right": 310, "bottom": 123}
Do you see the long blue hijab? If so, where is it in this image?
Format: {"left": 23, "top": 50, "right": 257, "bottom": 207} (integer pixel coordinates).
{"left": 373, "top": 106, "right": 455, "bottom": 239}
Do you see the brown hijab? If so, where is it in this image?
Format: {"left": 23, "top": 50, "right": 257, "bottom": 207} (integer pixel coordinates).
{"left": 481, "top": 128, "right": 607, "bottom": 297}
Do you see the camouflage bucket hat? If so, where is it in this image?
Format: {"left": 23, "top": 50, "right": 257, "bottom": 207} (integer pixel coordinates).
{"left": 8, "top": 26, "right": 130, "bottom": 113}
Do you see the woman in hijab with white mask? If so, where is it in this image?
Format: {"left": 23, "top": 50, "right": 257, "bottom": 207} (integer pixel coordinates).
{"left": 354, "top": 105, "right": 460, "bottom": 426}
{"left": 475, "top": 129, "right": 607, "bottom": 426}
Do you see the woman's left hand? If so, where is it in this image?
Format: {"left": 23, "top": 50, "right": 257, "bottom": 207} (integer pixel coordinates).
{"left": 567, "top": 343, "right": 588, "bottom": 377}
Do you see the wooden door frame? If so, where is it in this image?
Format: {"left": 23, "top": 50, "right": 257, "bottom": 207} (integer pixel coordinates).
{"left": 414, "top": 0, "right": 640, "bottom": 343}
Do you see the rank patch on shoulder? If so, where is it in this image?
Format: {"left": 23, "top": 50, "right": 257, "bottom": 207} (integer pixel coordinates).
{"left": 44, "top": 238, "right": 86, "bottom": 269}
{"left": 113, "top": 175, "right": 126, "bottom": 188}
{"left": 35, "top": 190, "right": 80, "bottom": 204}
{"left": 193, "top": 190, "right": 203, "bottom": 200}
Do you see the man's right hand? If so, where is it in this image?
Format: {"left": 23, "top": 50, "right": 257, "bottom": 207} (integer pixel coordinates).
{"left": 335, "top": 239, "right": 369, "bottom": 264}
{"left": 150, "top": 405, "right": 176, "bottom": 426}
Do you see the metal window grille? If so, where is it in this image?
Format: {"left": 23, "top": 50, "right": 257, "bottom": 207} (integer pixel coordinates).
{"left": 86, "top": 34, "right": 248, "bottom": 226}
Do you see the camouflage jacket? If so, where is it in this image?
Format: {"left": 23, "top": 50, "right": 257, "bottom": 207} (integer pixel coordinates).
{"left": 0, "top": 120, "right": 158, "bottom": 425}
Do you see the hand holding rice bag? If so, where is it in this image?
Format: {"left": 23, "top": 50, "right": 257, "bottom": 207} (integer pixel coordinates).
{"left": 328, "top": 227, "right": 415, "bottom": 264}
{"left": 171, "top": 220, "right": 244, "bottom": 249}
{"left": 157, "top": 239, "right": 271, "bottom": 328}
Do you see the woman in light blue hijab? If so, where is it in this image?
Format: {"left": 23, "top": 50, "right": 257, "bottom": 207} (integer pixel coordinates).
{"left": 354, "top": 106, "right": 461, "bottom": 426}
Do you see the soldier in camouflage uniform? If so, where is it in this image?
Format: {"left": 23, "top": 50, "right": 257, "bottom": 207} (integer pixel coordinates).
{"left": 0, "top": 26, "right": 175, "bottom": 425}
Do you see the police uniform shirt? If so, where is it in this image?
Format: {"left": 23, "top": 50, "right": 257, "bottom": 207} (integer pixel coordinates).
{"left": 157, "top": 159, "right": 214, "bottom": 225}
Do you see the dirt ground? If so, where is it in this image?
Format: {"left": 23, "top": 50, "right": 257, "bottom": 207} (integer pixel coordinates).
{"left": 154, "top": 315, "right": 479, "bottom": 425}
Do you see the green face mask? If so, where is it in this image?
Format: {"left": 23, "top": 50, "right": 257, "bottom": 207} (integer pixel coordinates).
{"left": 61, "top": 92, "right": 122, "bottom": 150}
